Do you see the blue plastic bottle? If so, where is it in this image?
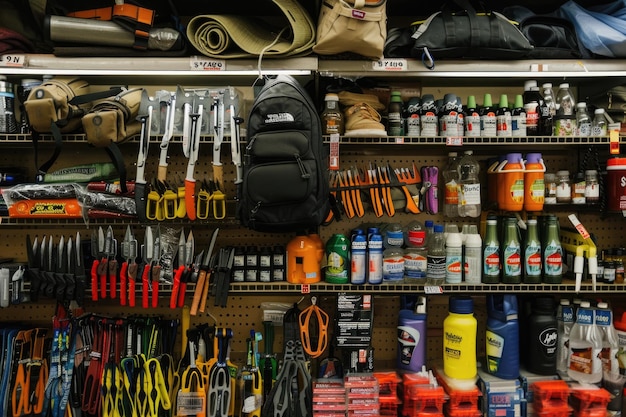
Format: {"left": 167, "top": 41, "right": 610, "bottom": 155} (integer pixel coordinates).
{"left": 397, "top": 296, "right": 427, "bottom": 372}
{"left": 486, "top": 294, "right": 520, "bottom": 379}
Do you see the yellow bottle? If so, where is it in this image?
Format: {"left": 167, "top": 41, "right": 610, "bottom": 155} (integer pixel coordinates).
{"left": 443, "top": 296, "right": 478, "bottom": 380}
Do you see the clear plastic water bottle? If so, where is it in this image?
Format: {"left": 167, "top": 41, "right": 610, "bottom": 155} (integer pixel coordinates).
{"left": 457, "top": 150, "right": 481, "bottom": 218}
{"left": 575, "top": 102, "right": 592, "bottom": 137}
{"left": 556, "top": 83, "right": 576, "bottom": 116}
{"left": 383, "top": 223, "right": 404, "bottom": 249}
{"left": 426, "top": 224, "right": 446, "bottom": 286}
{"left": 443, "top": 152, "right": 460, "bottom": 218}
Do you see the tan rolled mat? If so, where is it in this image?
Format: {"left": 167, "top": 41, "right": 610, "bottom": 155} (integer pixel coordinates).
{"left": 186, "top": 0, "right": 316, "bottom": 58}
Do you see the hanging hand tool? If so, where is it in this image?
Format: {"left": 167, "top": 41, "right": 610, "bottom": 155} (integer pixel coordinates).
{"left": 171, "top": 229, "right": 194, "bottom": 309}
{"left": 210, "top": 180, "right": 226, "bottom": 219}
{"left": 239, "top": 331, "right": 262, "bottom": 417}
{"left": 196, "top": 180, "right": 213, "bottom": 220}
{"left": 178, "top": 340, "right": 205, "bottom": 417}
{"left": 208, "top": 328, "right": 233, "bottom": 417}
{"left": 141, "top": 226, "right": 154, "bottom": 309}
{"left": 120, "top": 226, "right": 137, "bottom": 307}
{"left": 157, "top": 91, "right": 176, "bottom": 182}
{"left": 259, "top": 320, "right": 277, "bottom": 403}
{"left": 53, "top": 235, "right": 67, "bottom": 301}
{"left": 348, "top": 167, "right": 365, "bottom": 217}
{"left": 377, "top": 163, "right": 395, "bottom": 217}
{"left": 229, "top": 86, "right": 243, "bottom": 186}
{"left": 395, "top": 163, "right": 422, "bottom": 211}
{"left": 184, "top": 97, "right": 204, "bottom": 221}
{"left": 26, "top": 235, "right": 42, "bottom": 302}
{"left": 73, "top": 231, "right": 86, "bottom": 304}
{"left": 97, "top": 226, "right": 116, "bottom": 300}
{"left": 367, "top": 163, "right": 384, "bottom": 217}
{"left": 107, "top": 231, "right": 118, "bottom": 299}
{"left": 212, "top": 92, "right": 225, "bottom": 191}
{"left": 298, "top": 296, "right": 329, "bottom": 359}
{"left": 213, "top": 247, "right": 234, "bottom": 307}
{"left": 388, "top": 162, "right": 420, "bottom": 214}
{"left": 151, "top": 228, "right": 162, "bottom": 308}
{"left": 337, "top": 169, "right": 354, "bottom": 218}
{"left": 135, "top": 90, "right": 155, "bottom": 222}
{"left": 144, "top": 357, "right": 172, "bottom": 416}
{"left": 191, "top": 228, "right": 219, "bottom": 315}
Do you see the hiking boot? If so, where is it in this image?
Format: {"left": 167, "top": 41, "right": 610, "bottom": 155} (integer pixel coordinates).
{"left": 344, "top": 102, "right": 388, "bottom": 137}
{"left": 338, "top": 91, "right": 386, "bottom": 111}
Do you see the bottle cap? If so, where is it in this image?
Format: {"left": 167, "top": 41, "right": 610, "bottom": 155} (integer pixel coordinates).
{"left": 467, "top": 95, "right": 477, "bottom": 109}
{"left": 542, "top": 82, "right": 553, "bottom": 89}
{"left": 580, "top": 300, "right": 591, "bottom": 308}
{"left": 559, "top": 298, "right": 570, "bottom": 305}
{"left": 595, "top": 108, "right": 605, "bottom": 115}
{"left": 507, "top": 153, "right": 523, "bottom": 163}
{"left": 449, "top": 151, "right": 458, "bottom": 157}
{"left": 425, "top": 220, "right": 434, "bottom": 228}
{"left": 524, "top": 80, "right": 537, "bottom": 91}
{"left": 597, "top": 302, "right": 609, "bottom": 309}
{"left": 483, "top": 93, "right": 493, "bottom": 107}
{"left": 449, "top": 296, "right": 473, "bottom": 314}
{"left": 391, "top": 91, "right": 402, "bottom": 102}
{"left": 576, "top": 102, "right": 587, "bottom": 108}
{"left": 499, "top": 94, "right": 509, "bottom": 108}
{"left": 434, "top": 224, "right": 444, "bottom": 233}
{"left": 514, "top": 94, "right": 524, "bottom": 108}
{"left": 324, "top": 93, "right": 339, "bottom": 101}
{"left": 526, "top": 152, "right": 542, "bottom": 164}
{"left": 560, "top": 83, "right": 570, "bottom": 89}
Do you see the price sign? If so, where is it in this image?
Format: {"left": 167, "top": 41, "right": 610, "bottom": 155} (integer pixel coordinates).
{"left": 372, "top": 59, "right": 407, "bottom": 72}
{"left": 190, "top": 57, "right": 225, "bottom": 71}
{"left": 446, "top": 137, "right": 464, "bottom": 146}
{"left": 300, "top": 284, "right": 311, "bottom": 294}
{"left": 329, "top": 133, "right": 340, "bottom": 170}
{"left": 0, "top": 54, "right": 25, "bottom": 68}
{"left": 424, "top": 285, "right": 443, "bottom": 294}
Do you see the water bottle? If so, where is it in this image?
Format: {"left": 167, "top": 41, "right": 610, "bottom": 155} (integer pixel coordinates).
{"left": 383, "top": 246, "right": 404, "bottom": 282}
{"left": 556, "top": 299, "right": 574, "bottom": 375}
{"left": 555, "top": 82, "right": 576, "bottom": 116}
{"left": 443, "top": 152, "right": 460, "bottom": 218}
{"left": 480, "top": 93, "right": 497, "bottom": 137}
{"left": 383, "top": 223, "right": 404, "bottom": 249}
{"left": 568, "top": 300, "right": 603, "bottom": 384}
{"left": 457, "top": 150, "right": 481, "bottom": 218}
{"left": 350, "top": 229, "right": 367, "bottom": 285}
{"left": 426, "top": 224, "right": 446, "bottom": 286}
{"left": 445, "top": 232, "right": 463, "bottom": 284}
{"left": 575, "top": 102, "right": 592, "bottom": 137}
{"left": 367, "top": 228, "right": 383, "bottom": 285}
{"left": 486, "top": 294, "right": 520, "bottom": 379}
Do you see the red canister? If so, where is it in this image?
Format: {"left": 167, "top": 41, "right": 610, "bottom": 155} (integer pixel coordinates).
{"left": 607, "top": 157, "right": 626, "bottom": 212}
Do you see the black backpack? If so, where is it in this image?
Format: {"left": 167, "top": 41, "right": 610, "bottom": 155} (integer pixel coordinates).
{"left": 239, "top": 75, "right": 330, "bottom": 232}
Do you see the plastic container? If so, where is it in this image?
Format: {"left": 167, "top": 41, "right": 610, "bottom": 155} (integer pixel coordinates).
{"left": 526, "top": 296, "right": 558, "bottom": 375}
{"left": 367, "top": 228, "right": 383, "bottom": 285}
{"left": 405, "top": 97, "right": 421, "bottom": 136}
{"left": 592, "top": 108, "right": 607, "bottom": 136}
{"left": 576, "top": 102, "right": 592, "bottom": 137}
{"left": 502, "top": 217, "right": 522, "bottom": 284}
{"left": 556, "top": 299, "right": 574, "bottom": 376}
{"left": 486, "top": 294, "right": 520, "bottom": 379}
{"left": 443, "top": 296, "right": 477, "bottom": 380}
{"left": 483, "top": 217, "right": 501, "bottom": 284}
{"left": 567, "top": 301, "right": 603, "bottom": 384}
{"left": 445, "top": 232, "right": 463, "bottom": 284}
{"left": 457, "top": 150, "right": 481, "bottom": 218}
{"left": 496, "top": 94, "right": 512, "bottom": 137}
{"left": 321, "top": 93, "right": 344, "bottom": 135}
{"left": 555, "top": 170, "right": 571, "bottom": 204}
{"left": 464, "top": 95, "right": 480, "bottom": 137}
{"left": 420, "top": 94, "right": 438, "bottom": 137}
{"left": 403, "top": 220, "right": 427, "bottom": 281}
{"left": 443, "top": 152, "right": 460, "bottom": 218}
{"left": 426, "top": 224, "right": 446, "bottom": 286}
{"left": 541, "top": 83, "right": 556, "bottom": 136}
{"left": 523, "top": 81, "right": 543, "bottom": 136}
{"left": 511, "top": 94, "right": 527, "bottom": 137}
{"left": 383, "top": 246, "right": 404, "bottom": 282}
{"left": 480, "top": 93, "right": 497, "bottom": 137}
{"left": 397, "top": 296, "right": 427, "bottom": 372}
{"left": 324, "top": 234, "right": 350, "bottom": 284}
{"left": 388, "top": 91, "right": 404, "bottom": 136}
{"left": 440, "top": 93, "right": 459, "bottom": 138}
{"left": 606, "top": 157, "right": 626, "bottom": 212}
{"left": 543, "top": 215, "right": 563, "bottom": 284}
{"left": 497, "top": 152, "right": 525, "bottom": 211}
{"left": 595, "top": 302, "right": 620, "bottom": 377}
{"left": 464, "top": 233, "right": 482, "bottom": 285}
{"left": 523, "top": 153, "right": 545, "bottom": 212}
{"left": 287, "top": 234, "right": 322, "bottom": 284}
{"left": 486, "top": 156, "right": 504, "bottom": 209}
{"left": 350, "top": 229, "right": 367, "bottom": 285}
{"left": 523, "top": 219, "right": 542, "bottom": 284}
{"left": 556, "top": 82, "right": 575, "bottom": 116}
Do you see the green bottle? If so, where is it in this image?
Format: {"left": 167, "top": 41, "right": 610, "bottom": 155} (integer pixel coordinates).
{"left": 325, "top": 234, "right": 350, "bottom": 284}
{"left": 502, "top": 217, "right": 522, "bottom": 284}
{"left": 482, "top": 217, "right": 501, "bottom": 284}
{"left": 543, "top": 215, "right": 563, "bottom": 284}
{"left": 523, "top": 219, "right": 542, "bottom": 284}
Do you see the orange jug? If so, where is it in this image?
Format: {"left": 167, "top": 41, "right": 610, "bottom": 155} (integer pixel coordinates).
{"left": 497, "top": 153, "right": 525, "bottom": 212}
{"left": 524, "top": 153, "right": 545, "bottom": 212}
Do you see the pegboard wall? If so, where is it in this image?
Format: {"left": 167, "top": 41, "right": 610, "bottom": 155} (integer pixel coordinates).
{"left": 1, "top": 77, "right": 625, "bottom": 376}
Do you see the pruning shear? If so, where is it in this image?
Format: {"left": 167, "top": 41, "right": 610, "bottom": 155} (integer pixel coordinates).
{"left": 196, "top": 180, "right": 213, "bottom": 220}
{"left": 211, "top": 91, "right": 225, "bottom": 190}
{"left": 211, "top": 180, "right": 226, "bottom": 220}
{"left": 141, "top": 226, "right": 159, "bottom": 309}
{"left": 170, "top": 229, "right": 194, "bottom": 309}
{"left": 178, "top": 341, "right": 205, "bottom": 416}
{"left": 157, "top": 90, "right": 176, "bottom": 182}
{"left": 120, "top": 226, "right": 138, "bottom": 307}
{"left": 93, "top": 226, "right": 115, "bottom": 300}
{"left": 208, "top": 328, "right": 233, "bottom": 417}
{"left": 184, "top": 96, "right": 204, "bottom": 221}
{"left": 144, "top": 357, "right": 171, "bottom": 416}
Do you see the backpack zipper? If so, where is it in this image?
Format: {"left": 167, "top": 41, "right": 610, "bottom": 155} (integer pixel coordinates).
{"left": 295, "top": 154, "right": 310, "bottom": 179}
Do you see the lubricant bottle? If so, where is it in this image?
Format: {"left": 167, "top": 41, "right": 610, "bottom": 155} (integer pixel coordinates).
{"left": 397, "top": 296, "right": 427, "bottom": 372}
{"left": 388, "top": 91, "right": 404, "bottom": 136}
{"left": 445, "top": 232, "right": 463, "bottom": 284}
{"left": 443, "top": 296, "right": 477, "bottom": 380}
{"left": 496, "top": 94, "right": 512, "bottom": 137}
{"left": 486, "top": 294, "right": 520, "bottom": 379}
{"left": 465, "top": 95, "right": 480, "bottom": 137}
{"left": 511, "top": 94, "right": 527, "bottom": 137}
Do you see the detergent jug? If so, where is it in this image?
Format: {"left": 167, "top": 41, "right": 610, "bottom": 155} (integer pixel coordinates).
{"left": 497, "top": 153, "right": 525, "bottom": 211}
{"left": 286, "top": 234, "right": 323, "bottom": 284}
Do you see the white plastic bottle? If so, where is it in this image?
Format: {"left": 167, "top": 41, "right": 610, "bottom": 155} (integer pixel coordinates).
{"left": 445, "top": 232, "right": 463, "bottom": 284}
{"left": 567, "top": 300, "right": 603, "bottom": 384}
{"left": 464, "top": 232, "right": 482, "bottom": 284}
{"left": 595, "top": 302, "right": 620, "bottom": 377}
{"left": 457, "top": 150, "right": 481, "bottom": 218}
{"left": 556, "top": 298, "right": 574, "bottom": 375}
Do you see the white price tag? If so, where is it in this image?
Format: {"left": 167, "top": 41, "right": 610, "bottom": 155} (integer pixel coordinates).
{"left": 446, "top": 137, "right": 464, "bottom": 146}
{"left": 329, "top": 133, "right": 340, "bottom": 170}
{"left": 372, "top": 59, "right": 407, "bottom": 72}
{"left": 0, "top": 54, "right": 25, "bottom": 68}
{"left": 394, "top": 137, "right": 405, "bottom": 143}
{"left": 424, "top": 285, "right": 443, "bottom": 294}
{"left": 190, "top": 57, "right": 225, "bottom": 71}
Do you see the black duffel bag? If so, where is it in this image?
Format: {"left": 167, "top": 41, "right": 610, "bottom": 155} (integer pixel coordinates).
{"left": 410, "top": 0, "right": 533, "bottom": 63}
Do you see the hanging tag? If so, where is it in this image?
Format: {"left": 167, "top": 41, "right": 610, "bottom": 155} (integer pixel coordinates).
{"left": 329, "top": 133, "right": 340, "bottom": 170}
{"left": 610, "top": 127, "right": 620, "bottom": 154}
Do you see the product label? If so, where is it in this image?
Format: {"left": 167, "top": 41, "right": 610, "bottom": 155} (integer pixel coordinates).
{"left": 385, "top": 231, "right": 404, "bottom": 248}
{"left": 512, "top": 113, "right": 527, "bottom": 136}
{"left": 426, "top": 255, "right": 446, "bottom": 283}
{"left": 398, "top": 326, "right": 421, "bottom": 365}
{"left": 407, "top": 230, "right": 426, "bottom": 247}
{"left": 383, "top": 256, "right": 404, "bottom": 281}
{"left": 445, "top": 254, "right": 463, "bottom": 284}
{"left": 569, "top": 344, "right": 593, "bottom": 374}
{"left": 530, "top": 179, "right": 545, "bottom": 202}
{"left": 461, "top": 183, "right": 481, "bottom": 205}
{"left": 503, "top": 245, "right": 521, "bottom": 277}
{"left": 368, "top": 253, "right": 383, "bottom": 285}
{"left": 525, "top": 246, "right": 542, "bottom": 277}
{"left": 421, "top": 113, "right": 438, "bottom": 136}
{"left": 544, "top": 243, "right": 563, "bottom": 276}
{"left": 326, "top": 251, "right": 348, "bottom": 279}
{"left": 484, "top": 245, "right": 501, "bottom": 277}
{"left": 351, "top": 253, "right": 366, "bottom": 284}
{"left": 480, "top": 113, "right": 497, "bottom": 136}
{"left": 465, "top": 113, "right": 480, "bottom": 137}
{"left": 440, "top": 113, "right": 458, "bottom": 137}
{"left": 510, "top": 179, "right": 524, "bottom": 202}
{"left": 403, "top": 252, "right": 427, "bottom": 279}
{"left": 578, "top": 121, "right": 592, "bottom": 136}
{"left": 486, "top": 330, "right": 504, "bottom": 373}
{"left": 444, "top": 180, "right": 459, "bottom": 205}
{"left": 496, "top": 112, "right": 512, "bottom": 136}
{"left": 406, "top": 114, "right": 420, "bottom": 136}
{"left": 464, "top": 249, "right": 482, "bottom": 284}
